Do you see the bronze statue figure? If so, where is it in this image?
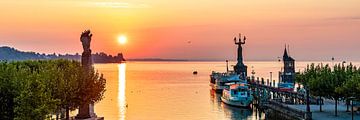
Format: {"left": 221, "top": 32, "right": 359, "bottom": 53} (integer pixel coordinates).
{"left": 234, "top": 33, "right": 246, "bottom": 64}
{"left": 80, "top": 30, "right": 93, "bottom": 70}
{"left": 80, "top": 30, "right": 92, "bottom": 53}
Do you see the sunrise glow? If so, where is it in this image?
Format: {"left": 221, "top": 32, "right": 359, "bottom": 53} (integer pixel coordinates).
{"left": 118, "top": 35, "right": 127, "bottom": 45}
{"left": 1, "top": 0, "right": 360, "bottom": 60}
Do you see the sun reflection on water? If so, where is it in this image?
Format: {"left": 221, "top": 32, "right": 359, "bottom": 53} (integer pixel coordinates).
{"left": 118, "top": 63, "right": 126, "bottom": 120}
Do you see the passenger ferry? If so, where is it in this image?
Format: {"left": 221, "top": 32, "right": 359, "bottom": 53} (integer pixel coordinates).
{"left": 221, "top": 83, "right": 253, "bottom": 107}
{"left": 210, "top": 71, "right": 240, "bottom": 92}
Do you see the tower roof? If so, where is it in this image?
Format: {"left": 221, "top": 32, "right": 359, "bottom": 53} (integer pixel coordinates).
{"left": 283, "top": 45, "right": 294, "bottom": 61}
{"left": 283, "top": 46, "right": 289, "bottom": 58}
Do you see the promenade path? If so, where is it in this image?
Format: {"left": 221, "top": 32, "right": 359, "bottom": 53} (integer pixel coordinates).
{"left": 288, "top": 100, "right": 360, "bottom": 120}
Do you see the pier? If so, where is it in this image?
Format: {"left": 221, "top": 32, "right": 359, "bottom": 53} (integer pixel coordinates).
{"left": 212, "top": 34, "right": 360, "bottom": 120}
{"left": 249, "top": 80, "right": 319, "bottom": 105}
{"left": 249, "top": 80, "right": 314, "bottom": 120}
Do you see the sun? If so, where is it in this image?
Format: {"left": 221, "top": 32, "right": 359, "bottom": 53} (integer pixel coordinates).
{"left": 118, "top": 35, "right": 127, "bottom": 45}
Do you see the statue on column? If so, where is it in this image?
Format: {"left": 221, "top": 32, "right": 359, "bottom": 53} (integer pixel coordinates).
{"left": 80, "top": 30, "right": 93, "bottom": 69}
{"left": 234, "top": 33, "right": 246, "bottom": 64}
{"left": 76, "top": 30, "right": 97, "bottom": 119}
{"left": 233, "top": 33, "right": 248, "bottom": 80}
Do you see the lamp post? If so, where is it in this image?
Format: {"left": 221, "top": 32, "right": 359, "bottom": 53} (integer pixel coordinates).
{"left": 226, "top": 60, "right": 229, "bottom": 73}
{"left": 270, "top": 72, "right": 273, "bottom": 84}
{"left": 349, "top": 97, "right": 355, "bottom": 120}
{"left": 305, "top": 85, "right": 312, "bottom": 120}
{"left": 305, "top": 85, "right": 310, "bottom": 112}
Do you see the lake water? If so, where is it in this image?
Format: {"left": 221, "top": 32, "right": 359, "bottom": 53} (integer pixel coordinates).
{"left": 91, "top": 61, "right": 359, "bottom": 120}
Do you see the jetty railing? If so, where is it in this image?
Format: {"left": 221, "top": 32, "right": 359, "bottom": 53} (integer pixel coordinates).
{"left": 264, "top": 100, "right": 312, "bottom": 120}
{"left": 249, "top": 81, "right": 319, "bottom": 104}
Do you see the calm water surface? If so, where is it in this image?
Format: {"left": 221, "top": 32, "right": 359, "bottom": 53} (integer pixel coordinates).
{"left": 91, "top": 61, "right": 359, "bottom": 120}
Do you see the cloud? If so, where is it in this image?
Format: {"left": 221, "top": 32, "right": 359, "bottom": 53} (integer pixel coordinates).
{"left": 89, "top": 1, "right": 150, "bottom": 8}
{"left": 325, "top": 16, "right": 360, "bottom": 21}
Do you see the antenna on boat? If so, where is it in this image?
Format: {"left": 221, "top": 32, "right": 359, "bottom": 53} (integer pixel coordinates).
{"left": 226, "top": 60, "right": 229, "bottom": 72}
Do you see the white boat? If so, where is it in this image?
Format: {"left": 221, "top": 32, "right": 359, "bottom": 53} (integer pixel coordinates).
{"left": 210, "top": 71, "right": 241, "bottom": 92}
{"left": 221, "top": 83, "right": 253, "bottom": 107}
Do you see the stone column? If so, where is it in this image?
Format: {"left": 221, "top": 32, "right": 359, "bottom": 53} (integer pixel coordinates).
{"left": 76, "top": 30, "right": 97, "bottom": 119}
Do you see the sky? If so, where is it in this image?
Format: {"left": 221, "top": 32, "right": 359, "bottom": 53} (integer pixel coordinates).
{"left": 0, "top": 0, "right": 360, "bottom": 61}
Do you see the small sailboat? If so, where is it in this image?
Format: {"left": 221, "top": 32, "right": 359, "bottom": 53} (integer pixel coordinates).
{"left": 221, "top": 83, "right": 253, "bottom": 107}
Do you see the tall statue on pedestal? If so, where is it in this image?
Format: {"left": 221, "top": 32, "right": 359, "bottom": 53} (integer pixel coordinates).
{"left": 233, "top": 33, "right": 248, "bottom": 80}
{"left": 76, "top": 30, "right": 97, "bottom": 119}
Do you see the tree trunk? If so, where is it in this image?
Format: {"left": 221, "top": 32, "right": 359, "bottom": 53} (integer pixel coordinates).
{"left": 66, "top": 107, "right": 70, "bottom": 120}
{"left": 335, "top": 99, "right": 338, "bottom": 116}
{"left": 319, "top": 96, "right": 323, "bottom": 112}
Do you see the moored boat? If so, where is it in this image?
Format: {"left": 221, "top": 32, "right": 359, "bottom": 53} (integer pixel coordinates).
{"left": 221, "top": 83, "right": 253, "bottom": 107}
{"left": 210, "top": 71, "right": 241, "bottom": 92}
{"left": 277, "top": 82, "right": 294, "bottom": 92}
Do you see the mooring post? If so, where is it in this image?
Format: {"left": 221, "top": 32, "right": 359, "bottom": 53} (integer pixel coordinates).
{"left": 273, "top": 80, "right": 275, "bottom": 87}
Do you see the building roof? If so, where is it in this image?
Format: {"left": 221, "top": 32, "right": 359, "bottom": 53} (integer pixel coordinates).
{"left": 283, "top": 46, "right": 295, "bottom": 61}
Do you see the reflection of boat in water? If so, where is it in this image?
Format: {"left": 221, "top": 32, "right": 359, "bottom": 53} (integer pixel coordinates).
{"left": 222, "top": 102, "right": 253, "bottom": 119}
{"left": 210, "top": 89, "right": 222, "bottom": 102}
{"left": 210, "top": 89, "right": 256, "bottom": 120}
{"left": 210, "top": 89, "right": 223, "bottom": 111}
{"left": 221, "top": 83, "right": 253, "bottom": 107}
{"left": 210, "top": 71, "right": 240, "bottom": 92}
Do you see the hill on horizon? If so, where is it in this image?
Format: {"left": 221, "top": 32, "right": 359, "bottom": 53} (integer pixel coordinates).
{"left": 0, "top": 46, "right": 126, "bottom": 63}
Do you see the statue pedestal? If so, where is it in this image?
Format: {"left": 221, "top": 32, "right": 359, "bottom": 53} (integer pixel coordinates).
{"left": 76, "top": 30, "right": 103, "bottom": 120}
{"left": 75, "top": 104, "right": 99, "bottom": 120}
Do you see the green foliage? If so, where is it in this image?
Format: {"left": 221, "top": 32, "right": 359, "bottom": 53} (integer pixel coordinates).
{"left": 296, "top": 63, "right": 360, "bottom": 100}
{"left": 0, "top": 59, "right": 106, "bottom": 119}
{"left": 296, "top": 62, "right": 360, "bottom": 115}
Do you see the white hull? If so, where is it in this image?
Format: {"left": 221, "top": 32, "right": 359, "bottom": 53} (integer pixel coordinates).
{"left": 221, "top": 97, "right": 252, "bottom": 107}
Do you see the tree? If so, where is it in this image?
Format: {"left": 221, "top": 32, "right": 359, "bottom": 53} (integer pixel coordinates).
{"left": 296, "top": 63, "right": 358, "bottom": 116}
{"left": 0, "top": 60, "right": 106, "bottom": 119}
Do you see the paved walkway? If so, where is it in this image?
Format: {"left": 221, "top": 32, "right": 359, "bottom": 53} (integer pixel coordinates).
{"left": 288, "top": 101, "right": 359, "bottom": 120}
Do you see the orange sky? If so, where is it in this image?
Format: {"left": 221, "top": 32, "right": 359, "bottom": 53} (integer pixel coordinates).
{"left": 1, "top": 0, "right": 360, "bottom": 61}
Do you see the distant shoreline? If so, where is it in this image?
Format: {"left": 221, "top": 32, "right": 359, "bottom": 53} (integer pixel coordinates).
{"left": 126, "top": 58, "right": 188, "bottom": 62}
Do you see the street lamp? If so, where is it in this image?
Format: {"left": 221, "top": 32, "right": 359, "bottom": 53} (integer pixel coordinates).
{"left": 305, "top": 85, "right": 310, "bottom": 112}
{"left": 349, "top": 97, "right": 355, "bottom": 120}
{"left": 226, "top": 60, "right": 229, "bottom": 72}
